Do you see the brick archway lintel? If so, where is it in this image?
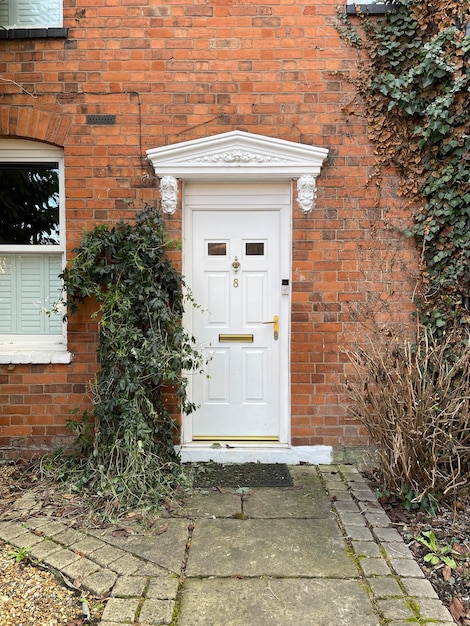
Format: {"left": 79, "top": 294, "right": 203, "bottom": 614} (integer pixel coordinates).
{"left": 0, "top": 105, "right": 70, "bottom": 147}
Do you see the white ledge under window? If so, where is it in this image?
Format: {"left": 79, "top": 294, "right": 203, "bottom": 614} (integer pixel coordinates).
{"left": 0, "top": 337, "right": 72, "bottom": 364}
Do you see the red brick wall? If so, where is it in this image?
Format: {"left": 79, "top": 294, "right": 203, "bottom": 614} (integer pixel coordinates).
{"left": 0, "top": 0, "right": 418, "bottom": 457}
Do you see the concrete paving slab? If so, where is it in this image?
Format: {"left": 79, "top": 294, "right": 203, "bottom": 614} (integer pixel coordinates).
{"left": 71, "top": 536, "right": 107, "bottom": 556}
{"left": 0, "top": 523, "right": 31, "bottom": 541}
{"left": 90, "top": 544, "right": 128, "bottom": 568}
{"left": 0, "top": 463, "right": 455, "bottom": 626}
{"left": 328, "top": 489, "right": 355, "bottom": 500}
{"left": 82, "top": 569, "right": 118, "bottom": 597}
{"left": 382, "top": 541, "right": 415, "bottom": 559}
{"left": 416, "top": 597, "right": 457, "bottom": 622}
{"left": 373, "top": 527, "right": 404, "bottom": 543}
{"left": 360, "top": 557, "right": 392, "bottom": 577}
{"left": 343, "top": 524, "right": 376, "bottom": 541}
{"left": 29, "top": 539, "right": 61, "bottom": 561}
{"left": 5, "top": 529, "right": 44, "bottom": 547}
{"left": 389, "top": 558, "right": 425, "bottom": 578}
{"left": 106, "top": 519, "right": 189, "bottom": 573}
{"left": 139, "top": 598, "right": 174, "bottom": 625}
{"left": 351, "top": 539, "right": 382, "bottom": 558}
{"left": 135, "top": 561, "right": 170, "bottom": 576}
{"left": 43, "top": 547, "right": 81, "bottom": 570}
{"left": 146, "top": 577, "right": 180, "bottom": 600}
{"left": 334, "top": 500, "right": 361, "bottom": 513}
{"left": 31, "top": 520, "right": 68, "bottom": 537}
{"left": 108, "top": 553, "right": 143, "bottom": 576}
{"left": 242, "top": 485, "right": 332, "bottom": 518}
{"left": 401, "top": 577, "right": 439, "bottom": 599}
{"left": 111, "top": 575, "right": 148, "bottom": 597}
{"left": 377, "top": 597, "right": 416, "bottom": 621}
{"left": 186, "top": 518, "right": 357, "bottom": 577}
{"left": 367, "top": 576, "right": 404, "bottom": 598}
{"left": 53, "top": 528, "right": 87, "bottom": 547}
{"left": 174, "top": 491, "right": 243, "bottom": 518}
{"left": 61, "top": 556, "right": 100, "bottom": 580}
{"left": 178, "top": 578, "right": 380, "bottom": 626}
{"left": 365, "top": 511, "right": 394, "bottom": 527}
{"left": 100, "top": 597, "right": 140, "bottom": 623}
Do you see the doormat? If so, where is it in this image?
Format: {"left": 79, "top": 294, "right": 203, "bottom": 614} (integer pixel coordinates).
{"left": 193, "top": 462, "right": 293, "bottom": 488}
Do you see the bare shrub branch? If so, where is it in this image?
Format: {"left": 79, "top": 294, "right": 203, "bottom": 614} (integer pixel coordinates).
{"left": 345, "top": 325, "right": 470, "bottom": 502}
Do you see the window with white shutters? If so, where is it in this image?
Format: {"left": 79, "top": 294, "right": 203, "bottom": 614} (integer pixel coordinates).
{"left": 0, "top": 140, "right": 69, "bottom": 363}
{"left": 0, "top": 0, "right": 62, "bottom": 29}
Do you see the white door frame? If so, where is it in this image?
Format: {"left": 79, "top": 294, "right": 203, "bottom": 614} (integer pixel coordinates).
{"left": 147, "top": 131, "right": 329, "bottom": 461}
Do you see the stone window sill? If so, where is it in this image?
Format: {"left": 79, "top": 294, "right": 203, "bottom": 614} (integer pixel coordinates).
{"left": 0, "top": 351, "right": 72, "bottom": 365}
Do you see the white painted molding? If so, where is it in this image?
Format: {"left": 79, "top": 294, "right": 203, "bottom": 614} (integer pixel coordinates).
{"left": 147, "top": 130, "right": 328, "bottom": 183}
{"left": 159, "top": 175, "right": 178, "bottom": 214}
{"left": 296, "top": 174, "right": 317, "bottom": 214}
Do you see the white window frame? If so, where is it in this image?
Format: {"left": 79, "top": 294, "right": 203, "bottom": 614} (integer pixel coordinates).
{"left": 0, "top": 0, "right": 63, "bottom": 30}
{"left": 0, "top": 139, "right": 70, "bottom": 364}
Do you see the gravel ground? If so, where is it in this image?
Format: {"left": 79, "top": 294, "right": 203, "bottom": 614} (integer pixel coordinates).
{"left": 0, "top": 463, "right": 103, "bottom": 626}
{"left": 0, "top": 540, "right": 92, "bottom": 626}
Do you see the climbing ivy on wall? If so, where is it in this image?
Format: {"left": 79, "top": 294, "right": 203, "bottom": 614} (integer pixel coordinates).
{"left": 59, "top": 205, "right": 203, "bottom": 509}
{"left": 340, "top": 0, "right": 470, "bottom": 334}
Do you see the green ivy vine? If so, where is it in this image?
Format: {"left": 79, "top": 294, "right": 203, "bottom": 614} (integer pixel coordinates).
{"left": 59, "top": 205, "right": 203, "bottom": 509}
{"left": 339, "top": 0, "right": 470, "bottom": 334}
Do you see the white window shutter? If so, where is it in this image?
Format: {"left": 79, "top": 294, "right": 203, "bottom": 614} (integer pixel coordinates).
{"left": 0, "top": 254, "right": 62, "bottom": 334}
{"left": 1, "top": 0, "right": 62, "bottom": 28}
{"left": 0, "top": 255, "right": 14, "bottom": 333}
{"left": 0, "top": 0, "right": 9, "bottom": 28}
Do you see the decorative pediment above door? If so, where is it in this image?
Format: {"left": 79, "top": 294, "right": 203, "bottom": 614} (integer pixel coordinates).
{"left": 146, "top": 131, "right": 328, "bottom": 214}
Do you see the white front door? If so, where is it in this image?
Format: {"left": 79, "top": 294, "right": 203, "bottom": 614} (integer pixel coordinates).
{"left": 184, "top": 182, "right": 291, "bottom": 442}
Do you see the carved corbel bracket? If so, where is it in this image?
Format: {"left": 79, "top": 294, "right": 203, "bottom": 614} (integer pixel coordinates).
{"left": 296, "top": 174, "right": 317, "bottom": 214}
{"left": 159, "top": 175, "right": 178, "bottom": 214}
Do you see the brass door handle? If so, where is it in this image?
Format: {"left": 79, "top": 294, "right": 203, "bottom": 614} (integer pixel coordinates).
{"left": 263, "top": 315, "right": 279, "bottom": 340}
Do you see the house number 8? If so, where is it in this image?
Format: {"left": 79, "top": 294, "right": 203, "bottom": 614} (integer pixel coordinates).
{"left": 233, "top": 278, "right": 239, "bottom": 288}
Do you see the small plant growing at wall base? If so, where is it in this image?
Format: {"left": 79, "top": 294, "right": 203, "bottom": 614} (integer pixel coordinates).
{"left": 57, "top": 204, "right": 203, "bottom": 511}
